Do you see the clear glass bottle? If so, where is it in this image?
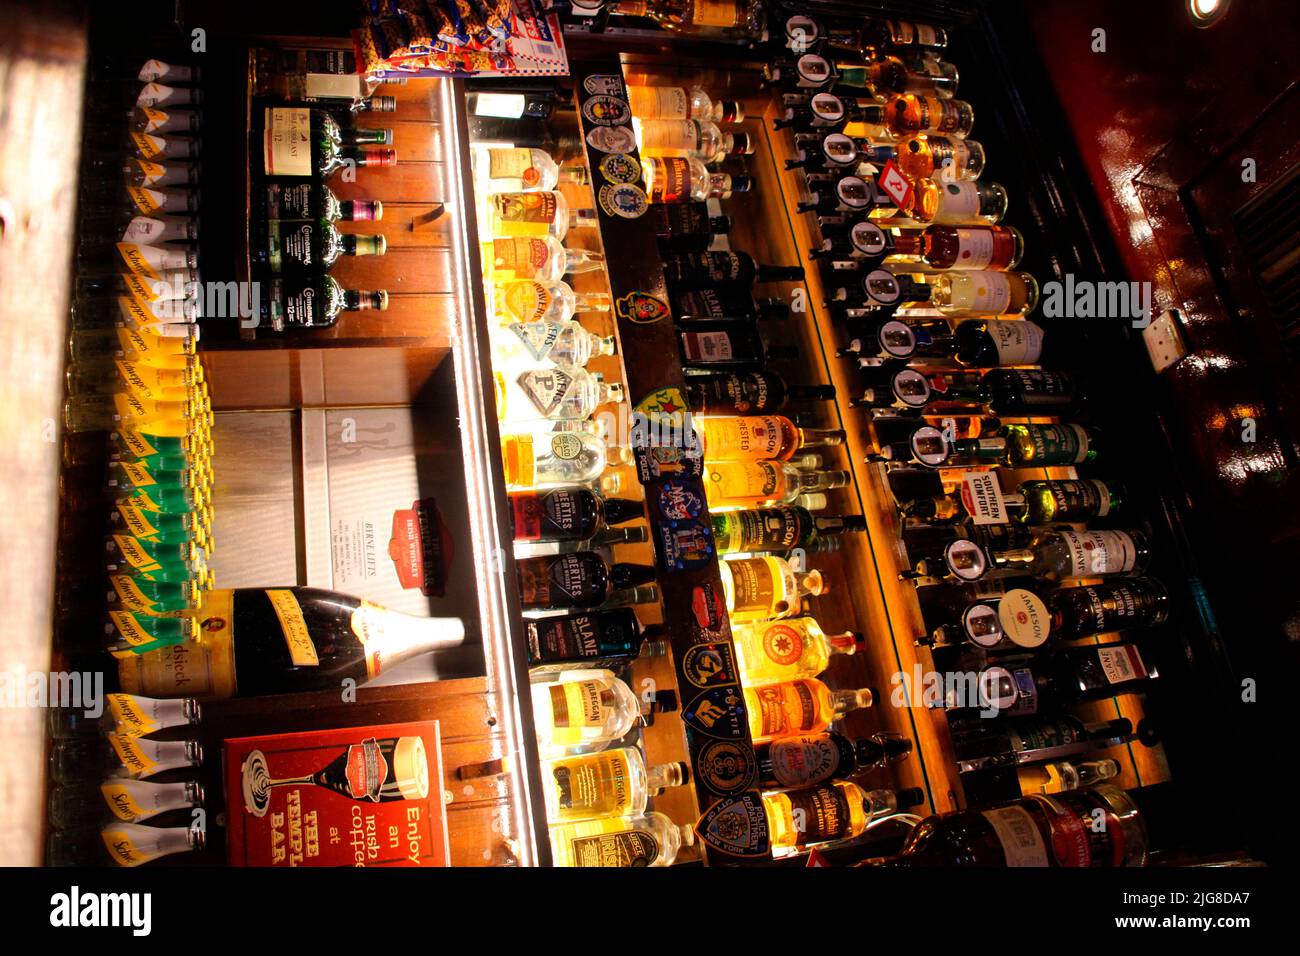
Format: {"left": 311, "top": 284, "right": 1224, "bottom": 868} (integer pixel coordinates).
{"left": 47, "top": 693, "right": 201, "bottom": 739}
{"left": 48, "top": 778, "right": 204, "bottom": 828}
{"left": 47, "top": 822, "right": 205, "bottom": 867}
{"left": 743, "top": 678, "right": 875, "bottom": 741}
{"left": 626, "top": 83, "right": 716, "bottom": 120}
{"left": 549, "top": 811, "right": 695, "bottom": 866}
{"left": 731, "top": 617, "right": 858, "bottom": 683}
{"left": 474, "top": 146, "right": 584, "bottom": 192}
{"left": 488, "top": 235, "right": 605, "bottom": 282}
{"left": 490, "top": 191, "right": 599, "bottom": 240}
{"left": 508, "top": 366, "right": 626, "bottom": 421}
{"left": 496, "top": 279, "right": 611, "bottom": 325}
{"left": 718, "top": 555, "right": 825, "bottom": 623}
{"left": 501, "top": 431, "right": 614, "bottom": 489}
{"left": 705, "top": 461, "right": 850, "bottom": 511}
{"left": 498, "top": 319, "right": 616, "bottom": 367}
{"left": 1017, "top": 759, "right": 1121, "bottom": 795}
{"left": 541, "top": 746, "right": 689, "bottom": 823}
{"left": 530, "top": 670, "right": 667, "bottom": 756}
{"left": 49, "top": 735, "right": 202, "bottom": 784}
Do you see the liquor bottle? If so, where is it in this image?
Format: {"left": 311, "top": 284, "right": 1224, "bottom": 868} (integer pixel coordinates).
{"left": 1003, "top": 422, "right": 1100, "bottom": 467}
{"left": 903, "top": 224, "right": 1024, "bottom": 271}
{"left": 47, "top": 693, "right": 201, "bottom": 740}
{"left": 719, "top": 555, "right": 826, "bottom": 623}
{"left": 712, "top": 506, "right": 864, "bottom": 555}
{"left": 775, "top": 13, "right": 860, "bottom": 53}
{"left": 808, "top": 220, "right": 895, "bottom": 263}
{"left": 704, "top": 168, "right": 752, "bottom": 199}
{"left": 252, "top": 53, "right": 405, "bottom": 109}
{"left": 762, "top": 52, "right": 841, "bottom": 91}
{"left": 796, "top": 173, "right": 895, "bottom": 217}
{"left": 891, "top": 180, "right": 1009, "bottom": 226}
{"left": 612, "top": 0, "right": 755, "bottom": 40}
{"left": 929, "top": 271, "right": 1040, "bottom": 317}
{"left": 743, "top": 678, "right": 875, "bottom": 741}
{"left": 677, "top": 320, "right": 799, "bottom": 372}
{"left": 47, "top": 822, "right": 206, "bottom": 867}
{"left": 650, "top": 202, "right": 732, "bottom": 252}
{"left": 686, "top": 371, "right": 836, "bottom": 415}
{"left": 696, "top": 414, "right": 845, "bottom": 462}
{"left": 705, "top": 460, "right": 850, "bottom": 510}
{"left": 542, "top": 746, "right": 690, "bottom": 823}
{"left": 948, "top": 317, "right": 1046, "bottom": 365}
{"left": 47, "top": 779, "right": 204, "bottom": 829}
{"left": 49, "top": 735, "right": 203, "bottom": 784}
{"left": 496, "top": 279, "right": 611, "bottom": 325}
{"left": 507, "top": 366, "right": 625, "bottom": 422}
{"left": 773, "top": 94, "right": 887, "bottom": 136}
{"left": 892, "top": 135, "right": 985, "bottom": 182}
{"left": 673, "top": 287, "right": 790, "bottom": 323}
{"left": 856, "top": 785, "right": 1147, "bottom": 866}
{"left": 1016, "top": 478, "right": 1125, "bottom": 525}
{"left": 827, "top": 270, "right": 931, "bottom": 313}
{"left": 763, "top": 782, "right": 922, "bottom": 853}
{"left": 665, "top": 252, "right": 804, "bottom": 287}
{"left": 860, "top": 18, "right": 950, "bottom": 53}
{"left": 644, "top": 155, "right": 718, "bottom": 204}
{"left": 870, "top": 420, "right": 1006, "bottom": 469}
{"left": 731, "top": 616, "right": 859, "bottom": 682}
{"left": 837, "top": 319, "right": 954, "bottom": 362}
{"left": 530, "top": 670, "right": 675, "bottom": 756}
{"left": 858, "top": 53, "right": 959, "bottom": 99}
{"left": 488, "top": 235, "right": 605, "bottom": 282}
{"left": 1017, "top": 759, "right": 1121, "bottom": 795}
{"left": 947, "top": 527, "right": 1150, "bottom": 583}
{"left": 259, "top": 275, "right": 388, "bottom": 332}
{"left": 501, "top": 431, "right": 616, "bottom": 489}
{"left": 636, "top": 117, "right": 726, "bottom": 160}
{"left": 498, "top": 319, "right": 615, "bottom": 368}
{"left": 490, "top": 190, "right": 598, "bottom": 240}
{"left": 950, "top": 715, "right": 1135, "bottom": 772}
{"left": 508, "top": 488, "right": 643, "bottom": 545}
{"left": 626, "top": 84, "right": 738, "bottom": 123}
{"left": 957, "top": 640, "right": 1159, "bottom": 716}
{"left": 256, "top": 108, "right": 396, "bottom": 180}
{"left": 79, "top": 206, "right": 199, "bottom": 247}
{"left": 473, "top": 146, "right": 584, "bottom": 192}
{"left": 516, "top": 551, "right": 657, "bottom": 611}
{"left": 703, "top": 129, "right": 754, "bottom": 165}
{"left": 549, "top": 812, "right": 696, "bottom": 867}
{"left": 854, "top": 368, "right": 1077, "bottom": 416}
{"left": 117, "top": 587, "right": 465, "bottom": 699}
{"left": 257, "top": 224, "right": 386, "bottom": 276}
{"left": 525, "top": 608, "right": 667, "bottom": 669}
{"left": 885, "top": 94, "right": 974, "bottom": 138}
{"left": 756, "top": 731, "right": 913, "bottom": 789}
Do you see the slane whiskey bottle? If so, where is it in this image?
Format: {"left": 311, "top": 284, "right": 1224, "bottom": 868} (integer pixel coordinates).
{"left": 525, "top": 608, "right": 667, "bottom": 669}
{"left": 117, "top": 587, "right": 466, "bottom": 698}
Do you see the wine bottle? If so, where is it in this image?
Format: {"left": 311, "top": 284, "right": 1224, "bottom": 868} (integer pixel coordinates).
{"left": 677, "top": 321, "right": 800, "bottom": 372}
{"left": 117, "top": 587, "right": 466, "bottom": 698}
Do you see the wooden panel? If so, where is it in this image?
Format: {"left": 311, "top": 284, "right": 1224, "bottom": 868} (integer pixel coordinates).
{"left": 338, "top": 201, "right": 453, "bottom": 250}
{"left": 330, "top": 160, "right": 450, "bottom": 205}
{"left": 0, "top": 0, "right": 86, "bottom": 867}
{"left": 331, "top": 246, "right": 458, "bottom": 291}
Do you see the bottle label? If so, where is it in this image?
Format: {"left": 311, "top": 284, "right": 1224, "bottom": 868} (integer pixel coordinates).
{"left": 629, "top": 86, "right": 689, "bottom": 119}
{"left": 108, "top": 734, "right": 161, "bottom": 777}
{"left": 517, "top": 367, "right": 576, "bottom": 418}
{"left": 266, "top": 589, "right": 319, "bottom": 667}
{"left": 725, "top": 558, "right": 778, "bottom": 618}
{"left": 101, "top": 782, "right": 149, "bottom": 822}
{"left": 997, "top": 589, "right": 1051, "bottom": 648}
{"left": 101, "top": 827, "right": 161, "bottom": 867}
{"left": 529, "top": 614, "right": 603, "bottom": 663}
{"left": 488, "top": 147, "right": 542, "bottom": 187}
{"left": 959, "top": 471, "right": 1008, "bottom": 525}
{"left": 1042, "top": 479, "right": 1108, "bottom": 519}
{"left": 1001, "top": 370, "right": 1074, "bottom": 408}
{"left": 550, "top": 751, "right": 633, "bottom": 817}
{"left": 706, "top": 462, "right": 781, "bottom": 506}
{"left": 1058, "top": 530, "right": 1137, "bottom": 577}
{"left": 551, "top": 433, "right": 584, "bottom": 460}
{"left": 263, "top": 107, "right": 312, "bottom": 177}
{"left": 493, "top": 191, "right": 558, "bottom": 226}
{"left": 112, "top": 534, "right": 164, "bottom": 575}
{"left": 692, "top": 0, "right": 742, "bottom": 27}
{"left": 784, "top": 785, "right": 853, "bottom": 843}
{"left": 277, "top": 221, "right": 316, "bottom": 269}
{"left": 759, "top": 621, "right": 807, "bottom": 666}
{"left": 107, "top": 693, "right": 174, "bottom": 737}
{"left": 705, "top": 416, "right": 785, "bottom": 460}
{"left": 1024, "top": 424, "right": 1090, "bottom": 465}
{"left": 640, "top": 119, "right": 697, "bottom": 153}
{"left": 648, "top": 157, "right": 692, "bottom": 203}
{"left": 512, "top": 489, "right": 585, "bottom": 541}
{"left": 735, "top": 506, "right": 803, "bottom": 550}
{"left": 767, "top": 735, "right": 839, "bottom": 788}
{"left": 681, "top": 330, "right": 735, "bottom": 363}
{"left": 951, "top": 228, "right": 996, "bottom": 269}
{"left": 109, "top": 610, "right": 166, "bottom": 650}
{"left": 503, "top": 280, "right": 553, "bottom": 323}
{"left": 937, "top": 181, "right": 981, "bottom": 217}
{"left": 988, "top": 320, "right": 1044, "bottom": 364}
{"left": 493, "top": 237, "right": 550, "bottom": 279}
{"left": 569, "top": 830, "right": 660, "bottom": 867}
{"left": 981, "top": 805, "right": 1050, "bottom": 866}
{"left": 548, "top": 680, "right": 607, "bottom": 729}
{"left": 754, "top": 680, "right": 816, "bottom": 736}
{"left": 347, "top": 600, "right": 395, "bottom": 678}
{"left": 1097, "top": 644, "right": 1149, "bottom": 684}
{"left": 507, "top": 320, "right": 561, "bottom": 361}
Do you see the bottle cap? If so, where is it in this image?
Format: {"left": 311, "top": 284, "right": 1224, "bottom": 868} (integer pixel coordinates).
{"left": 726, "top": 175, "right": 754, "bottom": 194}
{"left": 708, "top": 214, "right": 734, "bottom": 234}
{"left": 639, "top": 639, "right": 669, "bottom": 659}
{"left": 800, "top": 492, "right": 829, "bottom": 511}
{"left": 354, "top": 235, "right": 387, "bottom": 256}
{"left": 357, "top": 290, "right": 389, "bottom": 311}
{"left": 829, "top": 632, "right": 860, "bottom": 653}
{"left": 652, "top": 690, "right": 679, "bottom": 714}
{"left": 343, "top": 199, "right": 383, "bottom": 221}
{"left": 368, "top": 95, "right": 398, "bottom": 112}
{"left": 360, "top": 147, "right": 397, "bottom": 166}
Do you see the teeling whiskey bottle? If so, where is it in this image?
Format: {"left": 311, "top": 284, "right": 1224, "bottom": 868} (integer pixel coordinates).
{"left": 116, "top": 587, "right": 466, "bottom": 699}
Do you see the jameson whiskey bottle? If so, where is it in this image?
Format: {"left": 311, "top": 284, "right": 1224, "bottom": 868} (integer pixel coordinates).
{"left": 756, "top": 731, "right": 913, "bottom": 790}
{"left": 696, "top": 414, "right": 844, "bottom": 463}
{"left": 763, "top": 783, "right": 923, "bottom": 852}
{"left": 516, "top": 552, "right": 657, "bottom": 610}
{"left": 48, "top": 779, "right": 204, "bottom": 829}
{"left": 542, "top": 746, "right": 690, "bottom": 823}
{"left": 1017, "top": 479, "right": 1124, "bottom": 524}
{"left": 857, "top": 785, "right": 1148, "bottom": 866}
{"left": 116, "top": 587, "right": 466, "bottom": 699}
{"left": 525, "top": 608, "right": 667, "bottom": 669}
{"left": 550, "top": 812, "right": 696, "bottom": 867}
{"left": 731, "top": 617, "right": 860, "bottom": 682}
{"left": 531, "top": 670, "right": 676, "bottom": 756}
{"left": 687, "top": 371, "right": 835, "bottom": 415}
{"left": 712, "top": 506, "right": 865, "bottom": 555}
{"left": 1002, "top": 423, "right": 1099, "bottom": 467}
{"left": 48, "top": 822, "right": 205, "bottom": 867}
{"left": 743, "top": 678, "right": 875, "bottom": 741}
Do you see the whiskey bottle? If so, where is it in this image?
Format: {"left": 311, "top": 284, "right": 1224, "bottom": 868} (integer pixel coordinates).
{"left": 762, "top": 53, "right": 839, "bottom": 91}
{"left": 809, "top": 220, "right": 895, "bottom": 262}
{"left": 931, "top": 272, "right": 1040, "bottom": 317}
{"left": 613, "top": 0, "right": 754, "bottom": 41}
{"left": 508, "top": 488, "right": 643, "bottom": 544}
{"left": 890, "top": 180, "right": 1009, "bottom": 226}
{"left": 497, "top": 280, "right": 611, "bottom": 326}
{"left": 258, "top": 225, "right": 386, "bottom": 276}
{"left": 501, "top": 431, "right": 616, "bottom": 489}
{"left": 785, "top": 131, "right": 871, "bottom": 172}
{"left": 673, "top": 288, "right": 790, "bottom": 322}
{"left": 856, "top": 785, "right": 1147, "bottom": 866}
{"left": 695, "top": 414, "right": 845, "bottom": 462}
{"left": 712, "top": 506, "right": 865, "bottom": 555}
{"left": 686, "top": 371, "right": 836, "bottom": 415}
{"left": 650, "top": 202, "right": 733, "bottom": 252}
{"left": 490, "top": 190, "right": 598, "bottom": 240}
{"left": 756, "top": 731, "right": 913, "bottom": 789}
{"left": 871, "top": 421, "right": 1006, "bottom": 469}
{"left": 731, "top": 616, "right": 859, "bottom": 682}
{"left": 860, "top": 19, "right": 950, "bottom": 53}
{"left": 549, "top": 812, "right": 696, "bottom": 867}
{"left": 1016, "top": 478, "right": 1125, "bottom": 525}
{"left": 1017, "top": 759, "right": 1121, "bottom": 795}
{"left": 516, "top": 551, "right": 657, "bottom": 611}
{"left": 946, "top": 528, "right": 1150, "bottom": 583}
{"left": 489, "top": 236, "right": 605, "bottom": 282}
{"left": 542, "top": 746, "right": 690, "bottom": 823}
{"left": 827, "top": 270, "right": 931, "bottom": 313}
{"left": 49, "top": 735, "right": 203, "bottom": 784}
{"left": 744, "top": 678, "right": 875, "bottom": 741}
{"left": 885, "top": 94, "right": 974, "bottom": 138}
{"left": 117, "top": 588, "right": 466, "bottom": 699}
{"left": 764, "top": 782, "right": 922, "bottom": 853}
{"left": 853, "top": 368, "right": 1077, "bottom": 416}
{"left": 499, "top": 319, "right": 615, "bottom": 367}
{"left": 257, "top": 108, "right": 396, "bottom": 180}
{"left": 796, "top": 173, "right": 894, "bottom": 216}
{"left": 891, "top": 135, "right": 985, "bottom": 182}
{"left": 530, "top": 670, "right": 675, "bottom": 756}
{"left": 957, "top": 641, "right": 1159, "bottom": 716}
{"left": 1003, "top": 422, "right": 1100, "bottom": 467}
{"left": 705, "top": 460, "right": 850, "bottom": 510}
{"left": 47, "top": 822, "right": 206, "bottom": 867}
{"left": 525, "top": 608, "right": 667, "bottom": 669}
{"left": 905, "top": 224, "right": 1024, "bottom": 270}
{"left": 677, "top": 321, "right": 800, "bottom": 372}
{"left": 643, "top": 155, "right": 714, "bottom": 204}
{"left": 473, "top": 146, "right": 584, "bottom": 192}
{"left": 626, "top": 83, "right": 722, "bottom": 121}
{"left": 637, "top": 117, "right": 729, "bottom": 160}
{"left": 857, "top": 53, "right": 959, "bottom": 99}
{"left": 719, "top": 555, "right": 826, "bottom": 623}
{"left": 48, "top": 779, "right": 204, "bottom": 829}
{"left": 951, "top": 715, "right": 1135, "bottom": 772}
{"left": 259, "top": 275, "right": 388, "bottom": 331}
{"left": 664, "top": 251, "right": 805, "bottom": 287}
{"left": 47, "top": 693, "right": 201, "bottom": 739}
{"left": 837, "top": 318, "right": 955, "bottom": 361}
{"left": 509, "top": 366, "right": 625, "bottom": 421}
{"left": 773, "top": 94, "right": 886, "bottom": 135}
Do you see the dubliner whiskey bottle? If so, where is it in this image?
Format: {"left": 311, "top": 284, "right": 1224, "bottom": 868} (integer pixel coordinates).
{"left": 116, "top": 587, "right": 466, "bottom": 699}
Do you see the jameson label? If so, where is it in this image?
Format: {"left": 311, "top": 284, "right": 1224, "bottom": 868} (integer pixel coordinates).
{"left": 518, "top": 368, "right": 576, "bottom": 417}
{"left": 493, "top": 237, "right": 550, "bottom": 278}
{"left": 786, "top": 785, "right": 853, "bottom": 843}
{"left": 263, "top": 107, "right": 312, "bottom": 177}
{"left": 265, "top": 589, "right": 319, "bottom": 667}
{"left": 754, "top": 679, "right": 817, "bottom": 737}
{"left": 1077, "top": 581, "right": 1159, "bottom": 633}
{"left": 707, "top": 461, "right": 781, "bottom": 504}
{"left": 997, "top": 589, "right": 1051, "bottom": 648}
{"left": 1097, "top": 644, "right": 1149, "bottom": 684}
{"left": 959, "top": 471, "right": 1008, "bottom": 525}
{"left": 707, "top": 416, "right": 784, "bottom": 460}
{"left": 767, "top": 735, "right": 840, "bottom": 788}
{"left": 726, "top": 557, "right": 778, "bottom": 618}
{"left": 1024, "top": 424, "right": 1090, "bottom": 465}
{"left": 570, "top": 830, "right": 660, "bottom": 867}
{"left": 1057, "top": 529, "right": 1138, "bottom": 577}
{"left": 981, "top": 805, "right": 1050, "bottom": 866}
{"left": 1045, "top": 479, "right": 1110, "bottom": 519}
{"left": 734, "top": 506, "right": 805, "bottom": 550}
{"left": 696, "top": 372, "right": 771, "bottom": 413}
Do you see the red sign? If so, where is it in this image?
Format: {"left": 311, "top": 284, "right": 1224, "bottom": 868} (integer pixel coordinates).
{"left": 225, "top": 721, "right": 449, "bottom": 867}
{"left": 877, "top": 160, "right": 914, "bottom": 211}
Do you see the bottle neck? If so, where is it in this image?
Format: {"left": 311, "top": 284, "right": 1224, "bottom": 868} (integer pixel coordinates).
{"left": 831, "top": 687, "right": 874, "bottom": 718}
{"left": 348, "top": 602, "right": 466, "bottom": 677}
